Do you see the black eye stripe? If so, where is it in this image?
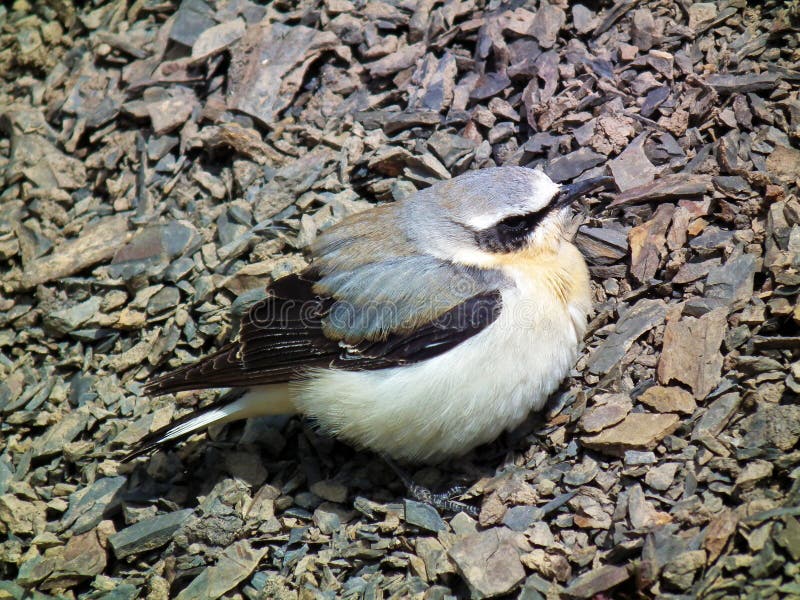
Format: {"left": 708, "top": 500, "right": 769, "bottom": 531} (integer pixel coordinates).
{"left": 473, "top": 207, "right": 550, "bottom": 253}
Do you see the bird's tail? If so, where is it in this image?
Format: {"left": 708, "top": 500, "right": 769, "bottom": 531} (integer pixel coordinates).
{"left": 121, "top": 384, "right": 293, "bottom": 462}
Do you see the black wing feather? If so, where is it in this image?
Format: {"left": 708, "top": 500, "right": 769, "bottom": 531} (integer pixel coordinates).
{"left": 144, "top": 271, "right": 502, "bottom": 396}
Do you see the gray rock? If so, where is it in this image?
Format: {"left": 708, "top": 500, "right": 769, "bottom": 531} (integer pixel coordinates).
{"left": 146, "top": 286, "right": 181, "bottom": 315}
{"left": 544, "top": 148, "right": 606, "bottom": 183}
{"left": 703, "top": 253, "right": 757, "bottom": 310}
{"left": 503, "top": 505, "right": 545, "bottom": 532}
{"left": 163, "top": 256, "right": 195, "bottom": 282}
{"left": 34, "top": 407, "right": 89, "bottom": 460}
{"left": 404, "top": 499, "right": 447, "bottom": 532}
{"left": 689, "top": 226, "right": 736, "bottom": 254}
{"left": 110, "top": 221, "right": 200, "bottom": 280}
{"left": 312, "top": 505, "right": 341, "bottom": 535}
{"left": 309, "top": 480, "right": 348, "bottom": 504}
{"left": 563, "top": 457, "right": 599, "bottom": 486}
{"left": 625, "top": 451, "right": 657, "bottom": 465}
{"left": 610, "top": 132, "right": 658, "bottom": 192}
{"left": 44, "top": 297, "right": 101, "bottom": 336}
{"left": 108, "top": 508, "right": 194, "bottom": 559}
{"left": 449, "top": 529, "right": 527, "bottom": 598}
{"left": 692, "top": 393, "right": 741, "bottom": 440}
{"left": 175, "top": 540, "right": 267, "bottom": 600}
{"left": 586, "top": 299, "right": 667, "bottom": 375}
{"left": 562, "top": 564, "right": 630, "bottom": 598}
{"left": 427, "top": 132, "right": 478, "bottom": 169}
{"left": 62, "top": 477, "right": 127, "bottom": 534}
{"left": 662, "top": 549, "right": 706, "bottom": 589}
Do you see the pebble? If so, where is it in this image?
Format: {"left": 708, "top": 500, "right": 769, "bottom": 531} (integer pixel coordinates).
{"left": 108, "top": 509, "right": 194, "bottom": 559}
{"left": 309, "top": 479, "right": 348, "bottom": 504}
{"left": 404, "top": 500, "right": 447, "bottom": 532}
{"left": 449, "top": 529, "right": 527, "bottom": 599}
{"left": 582, "top": 413, "right": 680, "bottom": 456}
{"left": 44, "top": 297, "right": 101, "bottom": 336}
{"left": 638, "top": 386, "right": 697, "bottom": 415}
{"left": 645, "top": 463, "right": 679, "bottom": 491}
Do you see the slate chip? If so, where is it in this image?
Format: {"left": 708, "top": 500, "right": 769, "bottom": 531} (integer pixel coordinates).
{"left": 108, "top": 509, "right": 194, "bottom": 559}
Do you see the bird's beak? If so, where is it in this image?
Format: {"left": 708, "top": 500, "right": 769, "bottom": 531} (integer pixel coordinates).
{"left": 554, "top": 176, "right": 615, "bottom": 207}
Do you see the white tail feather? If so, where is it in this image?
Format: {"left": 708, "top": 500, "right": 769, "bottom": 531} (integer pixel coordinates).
{"left": 155, "top": 383, "right": 296, "bottom": 445}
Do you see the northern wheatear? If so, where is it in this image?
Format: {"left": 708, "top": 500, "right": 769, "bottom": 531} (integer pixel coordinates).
{"left": 125, "top": 167, "right": 612, "bottom": 464}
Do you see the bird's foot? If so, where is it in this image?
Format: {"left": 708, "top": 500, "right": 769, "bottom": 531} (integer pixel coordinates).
{"left": 382, "top": 456, "right": 479, "bottom": 517}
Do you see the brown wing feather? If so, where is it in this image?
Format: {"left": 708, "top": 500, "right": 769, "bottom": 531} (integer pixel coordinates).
{"left": 144, "top": 271, "right": 503, "bottom": 396}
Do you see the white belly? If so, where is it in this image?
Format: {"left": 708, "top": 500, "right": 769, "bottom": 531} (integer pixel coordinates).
{"left": 293, "top": 284, "right": 589, "bottom": 463}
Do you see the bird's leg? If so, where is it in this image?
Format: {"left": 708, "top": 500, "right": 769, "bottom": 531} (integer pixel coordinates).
{"left": 381, "top": 455, "right": 479, "bottom": 517}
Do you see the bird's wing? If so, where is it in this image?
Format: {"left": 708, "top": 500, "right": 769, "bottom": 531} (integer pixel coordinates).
{"left": 144, "top": 270, "right": 503, "bottom": 396}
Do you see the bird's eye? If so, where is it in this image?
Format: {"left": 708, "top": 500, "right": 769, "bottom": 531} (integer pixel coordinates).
{"left": 498, "top": 214, "right": 532, "bottom": 233}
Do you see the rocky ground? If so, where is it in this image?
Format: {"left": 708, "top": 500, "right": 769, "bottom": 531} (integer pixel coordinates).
{"left": 1, "top": 0, "right": 800, "bottom": 598}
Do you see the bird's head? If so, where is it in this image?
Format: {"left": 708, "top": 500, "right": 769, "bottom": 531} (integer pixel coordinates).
{"left": 405, "top": 166, "right": 613, "bottom": 267}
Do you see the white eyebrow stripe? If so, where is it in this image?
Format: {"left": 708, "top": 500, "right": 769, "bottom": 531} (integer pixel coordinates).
{"left": 465, "top": 212, "right": 506, "bottom": 230}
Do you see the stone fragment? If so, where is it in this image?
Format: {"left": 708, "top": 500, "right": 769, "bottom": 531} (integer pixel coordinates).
{"left": 44, "top": 298, "right": 101, "bottom": 336}
{"left": 449, "top": 529, "right": 527, "bottom": 599}
{"left": 309, "top": 480, "right": 347, "bottom": 504}
{"left": 227, "top": 22, "right": 339, "bottom": 124}
{"left": 775, "top": 517, "right": 800, "bottom": 561}
{"left": 706, "top": 72, "right": 781, "bottom": 95}
{"left": 175, "top": 540, "right": 267, "bottom": 600}
{"left": 544, "top": 148, "right": 606, "bottom": 182}
{"left": 110, "top": 221, "right": 200, "bottom": 280}
{"left": 625, "top": 450, "right": 657, "bottom": 465}
{"left": 146, "top": 286, "right": 181, "bottom": 316}
{"left": 628, "top": 203, "right": 674, "bottom": 283}
{"left": 47, "top": 527, "right": 108, "bottom": 585}
{"left": 404, "top": 500, "right": 447, "bottom": 532}
{"left": 427, "top": 132, "right": 478, "bottom": 169}
{"left": 11, "top": 215, "right": 129, "bottom": 290}
{"left": 700, "top": 254, "right": 757, "bottom": 311}
{"left": 580, "top": 393, "right": 632, "bottom": 433}
{"left": 520, "top": 549, "right": 571, "bottom": 582}
{"left": 662, "top": 550, "right": 706, "bottom": 589}
{"left": 638, "top": 386, "right": 696, "bottom": 415}
{"left": 62, "top": 477, "right": 127, "bottom": 534}
{"left": 33, "top": 407, "right": 88, "bottom": 459}
{"left": 735, "top": 460, "right": 774, "bottom": 489}
{"left": 645, "top": 462, "right": 679, "bottom": 491}
{"left": 108, "top": 509, "right": 194, "bottom": 559}
{"left": 367, "top": 42, "right": 426, "bottom": 77}
{"left": 631, "top": 8, "right": 655, "bottom": 50}
{"left": 191, "top": 18, "right": 246, "bottom": 61}
{"left": 673, "top": 258, "right": 720, "bottom": 284}
{"left": 169, "top": 0, "right": 215, "bottom": 46}
{"left": 528, "top": 2, "right": 566, "bottom": 48}
{"left": 0, "top": 495, "right": 47, "bottom": 535}
{"left": 658, "top": 308, "right": 728, "bottom": 399}
{"left": 742, "top": 404, "right": 800, "bottom": 451}
{"left": 610, "top": 133, "right": 658, "bottom": 192}
{"left": 582, "top": 413, "right": 680, "bottom": 456}
{"left": 586, "top": 299, "right": 667, "bottom": 375}
{"left": 703, "top": 510, "right": 738, "bottom": 563}
{"left": 688, "top": 2, "right": 717, "bottom": 29}
{"left": 628, "top": 484, "right": 671, "bottom": 530}
{"left": 503, "top": 506, "right": 544, "bottom": 532}
{"left": 692, "top": 393, "right": 741, "bottom": 440}
{"left": 609, "top": 174, "right": 710, "bottom": 207}
{"left": 146, "top": 87, "right": 197, "bottom": 135}
{"left": 563, "top": 564, "right": 630, "bottom": 598}
{"left": 766, "top": 145, "right": 800, "bottom": 184}
{"left": 415, "top": 537, "right": 455, "bottom": 580}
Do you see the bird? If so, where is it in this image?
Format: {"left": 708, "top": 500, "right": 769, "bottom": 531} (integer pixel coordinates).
{"left": 124, "top": 166, "right": 613, "bottom": 464}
